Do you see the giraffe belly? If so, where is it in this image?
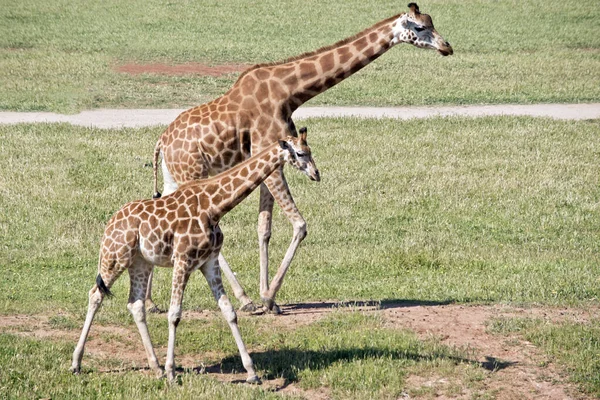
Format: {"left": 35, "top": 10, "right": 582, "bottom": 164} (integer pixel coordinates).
{"left": 138, "top": 236, "right": 173, "bottom": 267}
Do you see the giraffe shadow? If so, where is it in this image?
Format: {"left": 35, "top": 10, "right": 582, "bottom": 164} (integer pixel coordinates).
{"left": 196, "top": 346, "right": 513, "bottom": 389}
{"left": 98, "top": 298, "right": 517, "bottom": 383}
{"left": 143, "top": 298, "right": 454, "bottom": 315}
{"left": 278, "top": 298, "right": 455, "bottom": 314}
{"left": 97, "top": 350, "right": 515, "bottom": 382}
{"left": 186, "top": 299, "right": 518, "bottom": 387}
{"left": 480, "top": 356, "right": 517, "bottom": 372}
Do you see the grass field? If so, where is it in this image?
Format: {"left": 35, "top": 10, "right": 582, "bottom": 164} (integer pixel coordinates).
{"left": 2, "top": 1, "right": 599, "bottom": 397}
{"left": 1, "top": 117, "right": 599, "bottom": 398}
{"left": 1, "top": 0, "right": 599, "bottom": 112}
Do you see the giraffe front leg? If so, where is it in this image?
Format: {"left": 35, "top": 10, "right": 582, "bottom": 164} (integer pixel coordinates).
{"left": 216, "top": 183, "right": 276, "bottom": 314}
{"left": 202, "top": 257, "right": 260, "bottom": 384}
{"left": 263, "top": 214, "right": 306, "bottom": 315}
{"left": 261, "top": 170, "right": 307, "bottom": 314}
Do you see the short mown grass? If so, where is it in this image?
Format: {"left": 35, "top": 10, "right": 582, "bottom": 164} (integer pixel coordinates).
{"left": 1, "top": 116, "right": 599, "bottom": 397}
{"left": 1, "top": 0, "right": 599, "bottom": 112}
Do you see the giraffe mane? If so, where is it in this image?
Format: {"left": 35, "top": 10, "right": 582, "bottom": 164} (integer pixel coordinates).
{"left": 235, "top": 13, "right": 403, "bottom": 82}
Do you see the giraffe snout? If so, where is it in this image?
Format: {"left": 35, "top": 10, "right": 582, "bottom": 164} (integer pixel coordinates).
{"left": 438, "top": 41, "right": 453, "bottom": 56}
{"left": 305, "top": 165, "right": 320, "bottom": 182}
{"left": 311, "top": 169, "right": 321, "bottom": 182}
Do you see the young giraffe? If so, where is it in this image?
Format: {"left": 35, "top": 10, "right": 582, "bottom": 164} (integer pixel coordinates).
{"left": 71, "top": 130, "right": 319, "bottom": 383}
{"left": 148, "top": 3, "right": 452, "bottom": 313}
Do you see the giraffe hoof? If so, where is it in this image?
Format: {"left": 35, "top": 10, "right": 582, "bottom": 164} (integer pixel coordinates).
{"left": 246, "top": 375, "right": 262, "bottom": 384}
{"left": 69, "top": 366, "right": 81, "bottom": 375}
{"left": 261, "top": 298, "right": 283, "bottom": 314}
{"left": 166, "top": 372, "right": 176, "bottom": 383}
{"left": 268, "top": 303, "right": 283, "bottom": 315}
{"left": 239, "top": 302, "right": 258, "bottom": 313}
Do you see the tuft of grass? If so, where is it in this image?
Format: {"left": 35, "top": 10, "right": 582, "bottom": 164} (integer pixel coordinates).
{"left": 48, "top": 315, "right": 79, "bottom": 330}
{"left": 1, "top": 0, "right": 599, "bottom": 112}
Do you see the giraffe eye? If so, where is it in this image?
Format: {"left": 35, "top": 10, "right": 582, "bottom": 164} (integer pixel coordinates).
{"left": 415, "top": 26, "right": 426, "bottom": 32}
{"left": 296, "top": 152, "right": 306, "bottom": 157}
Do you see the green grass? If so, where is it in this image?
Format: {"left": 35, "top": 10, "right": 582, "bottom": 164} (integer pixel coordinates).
{"left": 489, "top": 317, "right": 600, "bottom": 396}
{"left": 1, "top": 0, "right": 599, "bottom": 112}
{"left": 0, "top": 333, "right": 287, "bottom": 399}
{"left": 0, "top": 311, "right": 483, "bottom": 399}
{"left": 1, "top": 117, "right": 599, "bottom": 315}
{"left": 1, "top": 117, "right": 599, "bottom": 397}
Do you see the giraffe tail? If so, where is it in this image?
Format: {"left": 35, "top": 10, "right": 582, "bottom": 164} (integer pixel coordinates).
{"left": 152, "top": 139, "right": 162, "bottom": 199}
{"left": 96, "top": 274, "right": 113, "bottom": 297}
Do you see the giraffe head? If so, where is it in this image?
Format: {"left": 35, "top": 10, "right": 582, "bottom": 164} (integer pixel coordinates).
{"left": 392, "top": 3, "right": 453, "bottom": 56}
{"left": 279, "top": 127, "right": 320, "bottom": 182}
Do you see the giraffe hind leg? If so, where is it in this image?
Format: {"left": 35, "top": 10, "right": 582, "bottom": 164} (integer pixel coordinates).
{"left": 96, "top": 273, "right": 112, "bottom": 297}
{"left": 71, "top": 254, "right": 129, "bottom": 374}
{"left": 71, "top": 271, "right": 119, "bottom": 373}
{"left": 71, "top": 283, "right": 104, "bottom": 374}
{"left": 218, "top": 252, "right": 260, "bottom": 313}
{"left": 128, "top": 259, "right": 162, "bottom": 377}
{"left": 145, "top": 268, "right": 164, "bottom": 313}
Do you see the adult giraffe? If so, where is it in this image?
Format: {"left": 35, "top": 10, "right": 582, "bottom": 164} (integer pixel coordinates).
{"left": 149, "top": 3, "right": 453, "bottom": 313}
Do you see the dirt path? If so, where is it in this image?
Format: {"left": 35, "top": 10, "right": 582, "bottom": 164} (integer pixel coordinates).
{"left": 1, "top": 303, "right": 596, "bottom": 399}
{"left": 0, "top": 103, "right": 599, "bottom": 128}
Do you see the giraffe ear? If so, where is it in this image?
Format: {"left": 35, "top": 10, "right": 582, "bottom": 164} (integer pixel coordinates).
{"left": 408, "top": 2, "right": 420, "bottom": 15}
{"left": 299, "top": 127, "right": 307, "bottom": 142}
{"left": 278, "top": 140, "right": 290, "bottom": 150}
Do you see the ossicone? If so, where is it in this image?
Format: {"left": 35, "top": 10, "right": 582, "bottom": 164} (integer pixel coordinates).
{"left": 408, "top": 2, "right": 420, "bottom": 14}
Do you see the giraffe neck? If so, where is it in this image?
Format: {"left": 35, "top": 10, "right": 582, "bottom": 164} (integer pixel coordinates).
{"left": 237, "top": 14, "right": 402, "bottom": 114}
{"left": 207, "top": 143, "right": 285, "bottom": 219}
{"left": 288, "top": 16, "right": 401, "bottom": 108}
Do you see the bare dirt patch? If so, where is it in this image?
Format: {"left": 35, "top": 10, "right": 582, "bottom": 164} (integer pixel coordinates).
{"left": 379, "top": 304, "right": 587, "bottom": 399}
{"left": 115, "top": 63, "right": 249, "bottom": 77}
{"left": 0, "top": 313, "right": 149, "bottom": 369}
{"left": 1, "top": 303, "right": 596, "bottom": 399}
{"left": 275, "top": 302, "right": 596, "bottom": 399}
